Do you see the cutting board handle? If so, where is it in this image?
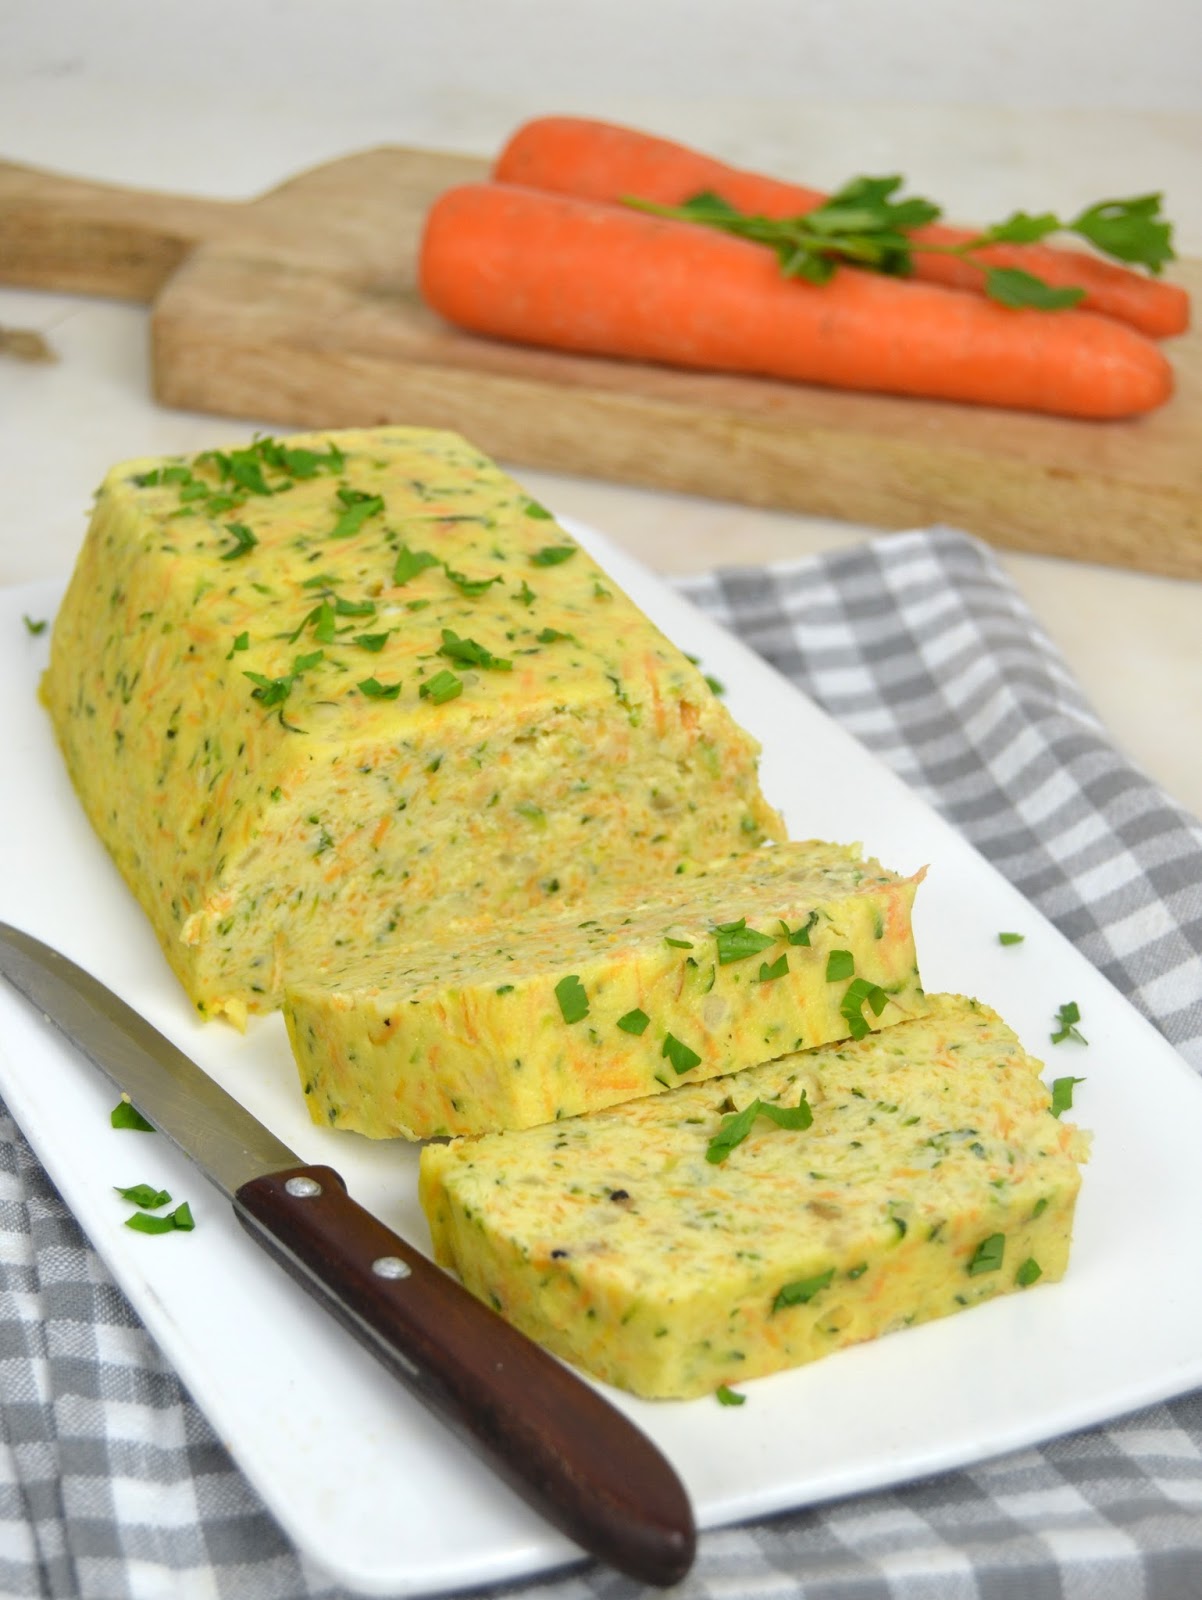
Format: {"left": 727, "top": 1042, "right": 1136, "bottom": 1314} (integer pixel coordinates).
{"left": 0, "top": 158, "right": 237, "bottom": 302}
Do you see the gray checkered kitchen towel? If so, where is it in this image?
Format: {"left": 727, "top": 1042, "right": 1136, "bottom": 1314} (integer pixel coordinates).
{"left": 3, "top": 527, "right": 1201, "bottom": 1600}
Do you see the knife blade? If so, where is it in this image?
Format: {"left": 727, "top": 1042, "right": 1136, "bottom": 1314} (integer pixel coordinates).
{"left": 0, "top": 921, "right": 696, "bottom": 1586}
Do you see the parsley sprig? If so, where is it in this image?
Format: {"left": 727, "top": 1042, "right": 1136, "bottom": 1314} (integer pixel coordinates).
{"left": 626, "top": 180, "right": 1176, "bottom": 310}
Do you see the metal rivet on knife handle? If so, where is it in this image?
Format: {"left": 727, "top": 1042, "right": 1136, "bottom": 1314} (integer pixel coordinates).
{"left": 284, "top": 1175, "right": 322, "bottom": 1198}
{"left": 372, "top": 1256, "right": 412, "bottom": 1280}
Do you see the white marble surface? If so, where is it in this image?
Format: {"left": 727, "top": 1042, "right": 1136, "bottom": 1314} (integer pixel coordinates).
{"left": 1, "top": 11, "right": 1199, "bottom": 817}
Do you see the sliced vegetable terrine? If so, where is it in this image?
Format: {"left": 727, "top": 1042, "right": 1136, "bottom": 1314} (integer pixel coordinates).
{"left": 41, "top": 427, "right": 783, "bottom": 1024}
{"left": 419, "top": 994, "right": 1088, "bottom": 1398}
{"left": 285, "top": 838, "right": 927, "bottom": 1138}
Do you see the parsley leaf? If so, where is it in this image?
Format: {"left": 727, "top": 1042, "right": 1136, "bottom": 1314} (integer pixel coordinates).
{"left": 530, "top": 545, "right": 577, "bottom": 567}
{"left": 419, "top": 669, "right": 462, "bottom": 705}
{"left": 983, "top": 266, "right": 1084, "bottom": 310}
{"left": 393, "top": 544, "right": 440, "bottom": 586}
{"left": 772, "top": 1268, "right": 834, "bottom": 1313}
{"left": 219, "top": 520, "right": 258, "bottom": 561}
{"left": 967, "top": 1233, "right": 1005, "bottom": 1276}
{"left": 758, "top": 953, "right": 789, "bottom": 982}
{"left": 358, "top": 677, "right": 402, "bottom": 699}
{"left": 330, "top": 488, "right": 384, "bottom": 539}
{"left": 662, "top": 1032, "right": 702, "bottom": 1074}
{"left": 438, "top": 628, "right": 512, "bottom": 672}
{"left": 780, "top": 911, "right": 819, "bottom": 946}
{"left": 443, "top": 563, "right": 502, "bottom": 597}
{"left": 114, "top": 1183, "right": 171, "bottom": 1209}
{"left": 125, "top": 1201, "right": 194, "bottom": 1234}
{"left": 706, "top": 1091, "right": 812, "bottom": 1163}
{"left": 715, "top": 924, "right": 776, "bottom": 965}
{"left": 1015, "top": 1258, "right": 1043, "bottom": 1287}
{"left": 22, "top": 614, "right": 48, "bottom": 635}
{"left": 555, "top": 974, "right": 589, "bottom": 1024}
{"left": 523, "top": 498, "right": 554, "bottom": 519}
{"left": 110, "top": 1100, "right": 154, "bottom": 1132}
{"left": 617, "top": 1008, "right": 650, "bottom": 1036}
{"left": 1051, "top": 1001, "right": 1087, "bottom": 1045}
{"left": 1070, "top": 194, "right": 1175, "bottom": 273}
{"left": 715, "top": 1384, "right": 746, "bottom": 1406}
{"left": 1050, "top": 1075, "right": 1085, "bottom": 1117}
{"left": 839, "top": 976, "right": 889, "bottom": 1040}
{"left": 998, "top": 931, "right": 1025, "bottom": 946}
{"left": 353, "top": 631, "right": 393, "bottom": 652}
{"left": 825, "top": 949, "right": 855, "bottom": 981}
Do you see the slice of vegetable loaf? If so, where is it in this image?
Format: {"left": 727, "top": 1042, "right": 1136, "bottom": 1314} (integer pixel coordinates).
{"left": 284, "top": 839, "right": 926, "bottom": 1139}
{"left": 40, "top": 427, "right": 783, "bottom": 1025}
{"left": 419, "top": 994, "right": 1088, "bottom": 1399}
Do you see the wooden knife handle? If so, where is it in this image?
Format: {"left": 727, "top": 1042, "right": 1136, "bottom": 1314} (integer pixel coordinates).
{"left": 234, "top": 1164, "right": 696, "bottom": 1587}
{"left": 0, "top": 158, "right": 237, "bottom": 301}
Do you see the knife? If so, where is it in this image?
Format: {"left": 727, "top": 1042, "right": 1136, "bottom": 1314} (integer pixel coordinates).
{"left": 0, "top": 922, "right": 696, "bottom": 1586}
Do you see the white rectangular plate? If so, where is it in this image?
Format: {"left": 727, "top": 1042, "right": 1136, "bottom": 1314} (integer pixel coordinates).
{"left": 3, "top": 523, "right": 1202, "bottom": 1597}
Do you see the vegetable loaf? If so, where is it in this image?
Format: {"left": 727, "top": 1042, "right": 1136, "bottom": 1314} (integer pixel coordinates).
{"left": 41, "top": 427, "right": 783, "bottom": 1025}
{"left": 420, "top": 994, "right": 1088, "bottom": 1399}
{"left": 284, "top": 839, "right": 927, "bottom": 1138}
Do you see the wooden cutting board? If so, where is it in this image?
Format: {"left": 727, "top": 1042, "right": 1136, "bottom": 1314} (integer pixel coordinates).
{"left": 2, "top": 145, "right": 1199, "bottom": 579}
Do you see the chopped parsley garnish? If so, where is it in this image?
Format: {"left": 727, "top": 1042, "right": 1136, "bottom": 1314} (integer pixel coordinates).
{"left": 825, "top": 949, "right": 855, "bottom": 981}
{"left": 530, "top": 545, "right": 577, "bottom": 567}
{"left": 772, "top": 1268, "right": 834, "bottom": 1313}
{"left": 125, "top": 1201, "right": 194, "bottom": 1234}
{"left": 537, "top": 627, "right": 576, "bottom": 644}
{"left": 513, "top": 580, "right": 537, "bottom": 606}
{"left": 662, "top": 1033, "right": 702, "bottom": 1074}
{"left": 839, "top": 976, "right": 889, "bottom": 1039}
{"left": 219, "top": 521, "right": 257, "bottom": 561}
{"left": 1051, "top": 1001, "right": 1087, "bottom": 1045}
{"left": 287, "top": 600, "right": 337, "bottom": 644}
{"left": 780, "top": 911, "right": 819, "bottom": 946}
{"left": 443, "top": 563, "right": 502, "bottom": 597}
{"left": 496, "top": 984, "right": 515, "bottom": 995}
{"left": 998, "top": 931, "right": 1025, "bottom": 946}
{"left": 758, "top": 953, "right": 789, "bottom": 983}
{"left": 554, "top": 974, "right": 589, "bottom": 1024}
{"left": 22, "top": 614, "right": 48, "bottom": 635}
{"left": 664, "top": 935, "right": 694, "bottom": 949}
{"left": 967, "top": 1233, "right": 1005, "bottom": 1276}
{"left": 1015, "top": 1258, "right": 1043, "bottom": 1287}
{"left": 353, "top": 631, "right": 393, "bottom": 652}
{"left": 245, "top": 650, "right": 323, "bottom": 709}
{"left": 1050, "top": 1075, "right": 1085, "bottom": 1117}
{"left": 225, "top": 631, "right": 249, "bottom": 659}
{"left": 334, "top": 595, "right": 377, "bottom": 617}
{"left": 358, "top": 677, "right": 402, "bottom": 699}
{"left": 419, "top": 669, "right": 462, "bottom": 705}
{"left": 438, "top": 628, "right": 512, "bottom": 672}
{"left": 715, "top": 1384, "right": 746, "bottom": 1407}
{"left": 114, "top": 1183, "right": 171, "bottom": 1209}
{"left": 330, "top": 487, "right": 384, "bottom": 539}
{"left": 617, "top": 1008, "right": 650, "bottom": 1036}
{"left": 110, "top": 1100, "right": 154, "bottom": 1132}
{"left": 714, "top": 924, "right": 776, "bottom": 965}
{"left": 393, "top": 544, "right": 440, "bottom": 585}
{"left": 706, "top": 1091, "right": 812, "bottom": 1163}
{"left": 523, "top": 498, "right": 554, "bottom": 519}
{"left": 704, "top": 675, "right": 725, "bottom": 696}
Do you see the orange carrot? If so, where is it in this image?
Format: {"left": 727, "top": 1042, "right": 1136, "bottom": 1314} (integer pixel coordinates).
{"left": 419, "top": 183, "right": 1172, "bottom": 419}
{"left": 494, "top": 116, "right": 1190, "bottom": 340}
